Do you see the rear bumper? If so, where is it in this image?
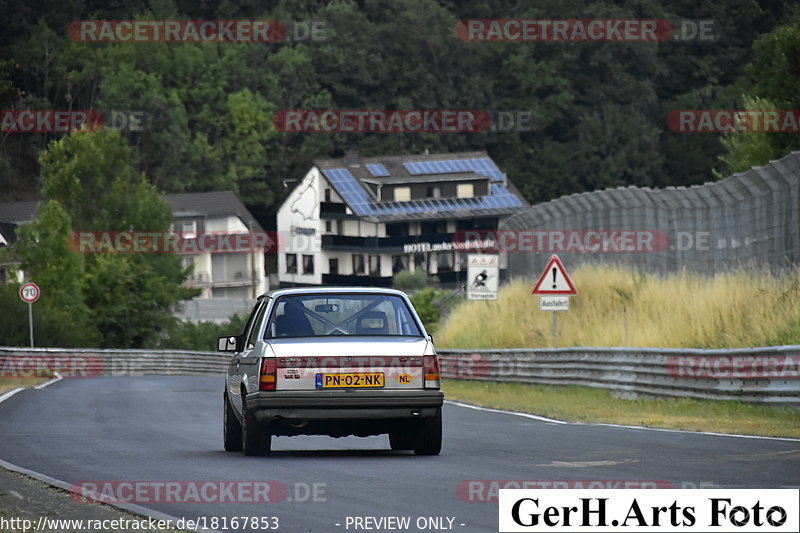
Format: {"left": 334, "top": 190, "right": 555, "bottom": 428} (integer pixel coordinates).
{"left": 247, "top": 389, "right": 444, "bottom": 422}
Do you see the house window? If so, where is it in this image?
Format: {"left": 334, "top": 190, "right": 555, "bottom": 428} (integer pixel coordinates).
{"left": 325, "top": 188, "right": 332, "bottom": 202}
{"left": 386, "top": 222, "right": 409, "bottom": 237}
{"left": 285, "top": 254, "right": 297, "bottom": 274}
{"left": 421, "top": 221, "right": 438, "bottom": 235}
{"left": 394, "top": 187, "right": 411, "bottom": 202}
{"left": 426, "top": 186, "right": 441, "bottom": 199}
{"left": 437, "top": 252, "right": 454, "bottom": 272}
{"left": 368, "top": 255, "right": 380, "bottom": 276}
{"left": 414, "top": 253, "right": 426, "bottom": 272}
{"left": 302, "top": 254, "right": 314, "bottom": 274}
{"left": 392, "top": 255, "right": 408, "bottom": 273}
{"left": 352, "top": 254, "right": 365, "bottom": 275}
{"left": 182, "top": 220, "right": 197, "bottom": 238}
{"left": 456, "top": 183, "right": 474, "bottom": 198}
{"left": 329, "top": 258, "right": 339, "bottom": 275}
{"left": 325, "top": 220, "right": 333, "bottom": 233}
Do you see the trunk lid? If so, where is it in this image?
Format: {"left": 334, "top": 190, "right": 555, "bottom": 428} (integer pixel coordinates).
{"left": 266, "top": 337, "right": 429, "bottom": 391}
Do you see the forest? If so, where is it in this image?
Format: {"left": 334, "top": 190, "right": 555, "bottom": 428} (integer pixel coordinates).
{"left": 2, "top": 0, "right": 799, "bottom": 211}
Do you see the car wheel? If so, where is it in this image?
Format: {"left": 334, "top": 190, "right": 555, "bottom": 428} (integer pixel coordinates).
{"left": 223, "top": 391, "right": 243, "bottom": 452}
{"left": 389, "top": 428, "right": 415, "bottom": 451}
{"left": 241, "top": 394, "right": 271, "bottom": 456}
{"left": 413, "top": 408, "right": 442, "bottom": 456}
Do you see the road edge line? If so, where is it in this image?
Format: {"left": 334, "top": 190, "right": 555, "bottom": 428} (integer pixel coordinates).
{"left": 444, "top": 399, "right": 800, "bottom": 442}
{"left": 0, "top": 388, "right": 24, "bottom": 404}
{"left": 445, "top": 399, "right": 569, "bottom": 424}
{"left": 34, "top": 373, "right": 62, "bottom": 390}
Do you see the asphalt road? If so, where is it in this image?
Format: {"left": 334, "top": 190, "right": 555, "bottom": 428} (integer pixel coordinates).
{"left": 0, "top": 376, "right": 798, "bottom": 533}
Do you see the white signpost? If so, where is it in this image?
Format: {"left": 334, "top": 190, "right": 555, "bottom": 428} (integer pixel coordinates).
{"left": 532, "top": 255, "right": 576, "bottom": 347}
{"left": 466, "top": 254, "right": 499, "bottom": 300}
{"left": 19, "top": 282, "right": 40, "bottom": 348}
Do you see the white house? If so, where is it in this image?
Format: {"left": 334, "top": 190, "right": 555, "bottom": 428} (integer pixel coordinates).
{"left": 0, "top": 192, "right": 268, "bottom": 321}
{"left": 165, "top": 191, "right": 268, "bottom": 299}
{"left": 276, "top": 151, "right": 527, "bottom": 287}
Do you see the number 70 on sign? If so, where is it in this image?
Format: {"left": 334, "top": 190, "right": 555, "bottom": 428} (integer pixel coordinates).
{"left": 20, "top": 282, "right": 41, "bottom": 303}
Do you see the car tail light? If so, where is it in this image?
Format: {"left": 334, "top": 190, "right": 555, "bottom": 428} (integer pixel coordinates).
{"left": 423, "top": 355, "right": 440, "bottom": 389}
{"left": 259, "top": 358, "right": 277, "bottom": 391}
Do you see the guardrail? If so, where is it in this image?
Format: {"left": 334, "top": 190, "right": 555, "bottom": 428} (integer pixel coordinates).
{"left": 2, "top": 345, "right": 798, "bottom": 406}
{"left": 0, "top": 347, "right": 227, "bottom": 377}
{"left": 437, "top": 346, "right": 800, "bottom": 406}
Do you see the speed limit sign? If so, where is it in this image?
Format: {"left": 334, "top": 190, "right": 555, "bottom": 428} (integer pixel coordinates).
{"left": 20, "top": 282, "right": 40, "bottom": 303}
{"left": 19, "top": 282, "right": 40, "bottom": 347}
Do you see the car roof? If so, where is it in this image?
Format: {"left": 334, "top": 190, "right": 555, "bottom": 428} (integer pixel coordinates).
{"left": 260, "top": 286, "right": 410, "bottom": 299}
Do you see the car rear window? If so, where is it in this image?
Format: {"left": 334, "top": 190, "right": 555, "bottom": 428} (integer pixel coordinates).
{"left": 265, "top": 293, "right": 423, "bottom": 338}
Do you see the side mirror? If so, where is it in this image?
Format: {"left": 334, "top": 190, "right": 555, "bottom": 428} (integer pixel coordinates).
{"left": 217, "top": 335, "right": 238, "bottom": 352}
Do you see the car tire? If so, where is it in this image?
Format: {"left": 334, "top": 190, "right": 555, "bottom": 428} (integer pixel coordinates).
{"left": 389, "top": 428, "right": 415, "bottom": 451}
{"left": 413, "top": 407, "right": 442, "bottom": 456}
{"left": 223, "top": 391, "right": 243, "bottom": 452}
{"left": 241, "top": 395, "right": 271, "bottom": 456}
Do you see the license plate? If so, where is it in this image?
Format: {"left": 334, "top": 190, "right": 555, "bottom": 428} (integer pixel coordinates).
{"left": 315, "top": 372, "right": 385, "bottom": 389}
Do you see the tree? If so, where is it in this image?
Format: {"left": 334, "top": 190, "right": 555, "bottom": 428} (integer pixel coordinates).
{"left": 716, "top": 21, "right": 800, "bottom": 176}
{"left": 716, "top": 95, "right": 783, "bottom": 175}
{"left": 1, "top": 0, "right": 797, "bottom": 206}
{"left": 14, "top": 201, "right": 100, "bottom": 347}
{"left": 223, "top": 89, "right": 277, "bottom": 205}
{"left": 35, "top": 129, "right": 196, "bottom": 347}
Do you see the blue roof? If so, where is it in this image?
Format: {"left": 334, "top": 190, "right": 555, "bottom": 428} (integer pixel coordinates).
{"left": 365, "top": 163, "right": 390, "bottom": 177}
{"left": 321, "top": 155, "right": 523, "bottom": 222}
{"left": 403, "top": 157, "right": 505, "bottom": 182}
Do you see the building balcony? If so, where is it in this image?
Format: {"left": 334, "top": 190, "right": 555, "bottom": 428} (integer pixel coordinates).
{"left": 320, "top": 202, "right": 358, "bottom": 219}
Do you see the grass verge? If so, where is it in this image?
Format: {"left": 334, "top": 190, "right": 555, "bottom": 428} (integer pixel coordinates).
{"left": 0, "top": 377, "right": 51, "bottom": 395}
{"left": 436, "top": 265, "right": 800, "bottom": 349}
{"left": 442, "top": 379, "right": 800, "bottom": 438}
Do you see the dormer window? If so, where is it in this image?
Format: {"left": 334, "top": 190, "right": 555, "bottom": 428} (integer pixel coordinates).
{"left": 182, "top": 221, "right": 197, "bottom": 238}
{"left": 456, "top": 183, "right": 474, "bottom": 198}
{"left": 394, "top": 187, "right": 411, "bottom": 202}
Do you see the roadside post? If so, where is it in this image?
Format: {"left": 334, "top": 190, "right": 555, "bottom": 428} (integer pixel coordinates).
{"left": 532, "top": 255, "right": 576, "bottom": 347}
{"left": 466, "top": 254, "right": 499, "bottom": 301}
{"left": 19, "top": 282, "right": 41, "bottom": 348}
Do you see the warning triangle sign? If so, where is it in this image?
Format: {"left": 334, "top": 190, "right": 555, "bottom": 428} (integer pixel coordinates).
{"left": 532, "top": 255, "right": 577, "bottom": 295}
